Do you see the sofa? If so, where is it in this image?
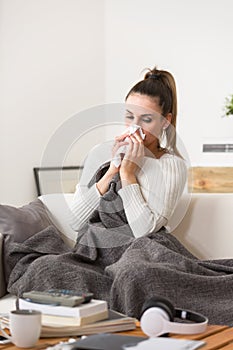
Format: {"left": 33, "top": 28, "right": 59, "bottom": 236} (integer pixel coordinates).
{"left": 1, "top": 192, "right": 233, "bottom": 314}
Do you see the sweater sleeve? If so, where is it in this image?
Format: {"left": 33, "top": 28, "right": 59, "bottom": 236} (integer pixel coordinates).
{"left": 118, "top": 155, "right": 187, "bottom": 238}
{"left": 69, "top": 183, "right": 101, "bottom": 231}
{"left": 68, "top": 141, "right": 113, "bottom": 231}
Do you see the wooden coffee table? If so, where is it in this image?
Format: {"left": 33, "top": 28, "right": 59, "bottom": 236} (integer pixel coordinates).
{"left": 1, "top": 323, "right": 233, "bottom": 350}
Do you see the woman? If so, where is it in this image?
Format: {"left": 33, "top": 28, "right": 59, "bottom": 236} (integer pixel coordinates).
{"left": 70, "top": 67, "right": 187, "bottom": 239}
{"left": 6, "top": 67, "right": 233, "bottom": 326}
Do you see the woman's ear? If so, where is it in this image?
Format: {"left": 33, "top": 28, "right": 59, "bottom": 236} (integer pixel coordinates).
{"left": 163, "top": 113, "right": 172, "bottom": 129}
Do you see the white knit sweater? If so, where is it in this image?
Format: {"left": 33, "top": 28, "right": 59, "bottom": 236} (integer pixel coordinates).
{"left": 70, "top": 151, "right": 187, "bottom": 238}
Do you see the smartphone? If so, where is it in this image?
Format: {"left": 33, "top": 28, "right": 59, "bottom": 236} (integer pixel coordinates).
{"left": 0, "top": 335, "right": 11, "bottom": 344}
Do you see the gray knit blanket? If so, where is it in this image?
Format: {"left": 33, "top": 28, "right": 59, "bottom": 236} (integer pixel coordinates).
{"left": 5, "top": 165, "right": 233, "bottom": 326}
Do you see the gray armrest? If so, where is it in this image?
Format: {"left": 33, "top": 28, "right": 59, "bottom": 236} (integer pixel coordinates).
{"left": 0, "top": 232, "right": 6, "bottom": 297}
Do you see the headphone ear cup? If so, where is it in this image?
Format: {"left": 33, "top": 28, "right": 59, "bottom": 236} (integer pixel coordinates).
{"left": 141, "top": 296, "right": 175, "bottom": 322}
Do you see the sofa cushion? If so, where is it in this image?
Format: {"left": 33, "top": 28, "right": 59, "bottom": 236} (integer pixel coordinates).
{"left": 0, "top": 199, "right": 57, "bottom": 243}
{"left": 172, "top": 193, "right": 233, "bottom": 259}
{"left": 0, "top": 198, "right": 65, "bottom": 286}
{"left": 39, "top": 193, "right": 78, "bottom": 246}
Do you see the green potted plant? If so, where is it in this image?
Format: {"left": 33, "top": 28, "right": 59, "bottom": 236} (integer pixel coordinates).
{"left": 223, "top": 94, "right": 233, "bottom": 117}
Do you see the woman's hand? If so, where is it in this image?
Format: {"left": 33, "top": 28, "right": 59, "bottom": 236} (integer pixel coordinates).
{"left": 96, "top": 137, "right": 128, "bottom": 195}
{"left": 109, "top": 138, "right": 129, "bottom": 175}
{"left": 119, "top": 131, "right": 144, "bottom": 186}
{"left": 97, "top": 131, "right": 144, "bottom": 193}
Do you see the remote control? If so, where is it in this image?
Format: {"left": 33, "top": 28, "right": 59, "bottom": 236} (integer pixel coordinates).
{"left": 48, "top": 290, "right": 93, "bottom": 303}
{"left": 22, "top": 290, "right": 85, "bottom": 307}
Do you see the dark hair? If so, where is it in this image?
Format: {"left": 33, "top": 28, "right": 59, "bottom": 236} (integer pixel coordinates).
{"left": 125, "top": 66, "right": 180, "bottom": 156}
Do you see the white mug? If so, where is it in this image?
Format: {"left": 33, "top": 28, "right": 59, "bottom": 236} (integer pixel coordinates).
{"left": 0, "top": 309, "right": 42, "bottom": 348}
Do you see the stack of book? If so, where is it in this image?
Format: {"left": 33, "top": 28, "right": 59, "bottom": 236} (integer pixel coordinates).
{"left": 16, "top": 298, "right": 137, "bottom": 337}
{"left": 19, "top": 297, "right": 108, "bottom": 326}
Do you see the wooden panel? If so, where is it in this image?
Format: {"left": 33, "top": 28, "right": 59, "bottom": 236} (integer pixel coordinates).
{"left": 200, "top": 328, "right": 233, "bottom": 350}
{"left": 172, "top": 325, "right": 228, "bottom": 340}
{"left": 2, "top": 324, "right": 232, "bottom": 350}
{"left": 188, "top": 167, "right": 233, "bottom": 193}
{"left": 220, "top": 344, "right": 233, "bottom": 350}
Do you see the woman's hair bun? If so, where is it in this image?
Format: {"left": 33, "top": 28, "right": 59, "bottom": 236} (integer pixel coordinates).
{"left": 144, "top": 67, "right": 162, "bottom": 80}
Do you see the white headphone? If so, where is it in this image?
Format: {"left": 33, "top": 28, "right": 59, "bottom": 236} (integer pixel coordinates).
{"left": 140, "top": 296, "right": 208, "bottom": 337}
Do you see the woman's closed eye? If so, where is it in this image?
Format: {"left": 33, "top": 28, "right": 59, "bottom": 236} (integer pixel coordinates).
{"left": 125, "top": 114, "right": 152, "bottom": 123}
{"left": 125, "top": 114, "right": 134, "bottom": 121}
{"left": 141, "top": 115, "right": 152, "bottom": 123}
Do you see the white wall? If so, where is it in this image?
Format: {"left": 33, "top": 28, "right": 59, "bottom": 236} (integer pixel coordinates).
{"left": 104, "top": 0, "right": 233, "bottom": 166}
{"left": 1, "top": 0, "right": 233, "bottom": 206}
{"left": 0, "top": 0, "right": 105, "bottom": 206}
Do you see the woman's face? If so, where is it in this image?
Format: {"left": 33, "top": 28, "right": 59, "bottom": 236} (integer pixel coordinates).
{"left": 125, "top": 93, "right": 171, "bottom": 149}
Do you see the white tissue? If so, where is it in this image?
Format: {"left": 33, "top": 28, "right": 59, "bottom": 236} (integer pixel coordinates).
{"left": 112, "top": 124, "right": 145, "bottom": 167}
{"left": 127, "top": 124, "right": 146, "bottom": 139}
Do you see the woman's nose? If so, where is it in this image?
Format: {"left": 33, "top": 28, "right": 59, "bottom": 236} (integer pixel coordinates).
{"left": 133, "top": 116, "right": 141, "bottom": 126}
